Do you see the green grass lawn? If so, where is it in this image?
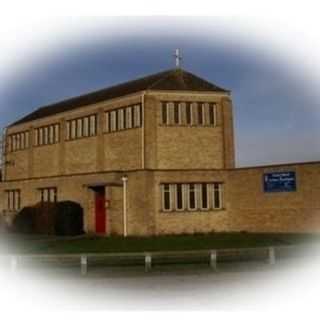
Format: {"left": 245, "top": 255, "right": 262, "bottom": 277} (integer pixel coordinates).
{"left": 2, "top": 232, "right": 320, "bottom": 254}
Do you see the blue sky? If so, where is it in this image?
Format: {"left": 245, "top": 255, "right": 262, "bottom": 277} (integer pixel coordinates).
{"left": 1, "top": 18, "right": 319, "bottom": 167}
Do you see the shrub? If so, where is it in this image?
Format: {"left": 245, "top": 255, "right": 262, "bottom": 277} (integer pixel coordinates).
{"left": 11, "top": 206, "right": 36, "bottom": 234}
{"left": 54, "top": 201, "right": 84, "bottom": 236}
{"left": 11, "top": 201, "right": 84, "bottom": 236}
{"left": 33, "top": 202, "right": 57, "bottom": 235}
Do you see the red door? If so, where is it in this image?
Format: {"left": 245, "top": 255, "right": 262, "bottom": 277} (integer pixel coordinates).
{"left": 95, "top": 188, "right": 106, "bottom": 234}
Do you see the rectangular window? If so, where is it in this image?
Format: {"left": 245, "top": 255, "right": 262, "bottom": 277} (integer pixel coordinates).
{"left": 83, "top": 117, "right": 89, "bottom": 137}
{"left": 12, "top": 135, "right": 17, "bottom": 151}
{"left": 39, "top": 128, "right": 44, "bottom": 145}
{"left": 130, "top": 106, "right": 135, "bottom": 128}
{"left": 44, "top": 127, "right": 49, "bottom": 145}
{"left": 191, "top": 103, "right": 197, "bottom": 125}
{"left": 126, "top": 107, "right": 132, "bottom": 129}
{"left": 110, "top": 111, "right": 117, "bottom": 131}
{"left": 34, "top": 129, "right": 39, "bottom": 146}
{"left": 66, "top": 121, "right": 71, "bottom": 140}
{"left": 188, "top": 183, "right": 197, "bottom": 210}
{"left": 104, "top": 105, "right": 142, "bottom": 133}
{"left": 162, "top": 184, "right": 171, "bottom": 211}
{"left": 162, "top": 102, "right": 167, "bottom": 125}
{"left": 20, "top": 133, "right": 25, "bottom": 149}
{"left": 105, "top": 112, "right": 110, "bottom": 133}
{"left": 34, "top": 124, "right": 60, "bottom": 145}
{"left": 48, "top": 125, "right": 54, "bottom": 144}
{"left": 209, "top": 103, "right": 216, "bottom": 126}
{"left": 176, "top": 183, "right": 184, "bottom": 211}
{"left": 77, "top": 118, "right": 82, "bottom": 138}
{"left": 25, "top": 131, "right": 30, "bottom": 148}
{"left": 133, "top": 104, "right": 141, "bottom": 127}
{"left": 54, "top": 124, "right": 60, "bottom": 143}
{"left": 201, "top": 183, "right": 209, "bottom": 210}
{"left": 40, "top": 187, "right": 57, "bottom": 203}
{"left": 118, "top": 109, "right": 124, "bottom": 130}
{"left": 90, "top": 115, "right": 97, "bottom": 136}
{"left": 71, "top": 120, "right": 76, "bottom": 139}
{"left": 123, "top": 108, "right": 127, "bottom": 129}
{"left": 66, "top": 115, "right": 96, "bottom": 140}
{"left": 213, "top": 183, "right": 222, "bottom": 209}
{"left": 6, "top": 190, "right": 21, "bottom": 211}
{"left": 186, "top": 102, "right": 191, "bottom": 125}
{"left": 161, "top": 182, "right": 223, "bottom": 212}
{"left": 198, "top": 103, "right": 203, "bottom": 125}
{"left": 16, "top": 134, "right": 21, "bottom": 150}
{"left": 174, "top": 102, "right": 180, "bottom": 124}
{"left": 168, "top": 102, "right": 175, "bottom": 125}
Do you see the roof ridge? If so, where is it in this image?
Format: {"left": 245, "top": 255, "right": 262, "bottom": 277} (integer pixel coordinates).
{"left": 10, "top": 68, "right": 228, "bottom": 127}
{"left": 146, "top": 69, "right": 177, "bottom": 90}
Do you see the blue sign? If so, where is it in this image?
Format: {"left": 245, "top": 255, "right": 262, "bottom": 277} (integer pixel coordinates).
{"left": 263, "top": 171, "right": 296, "bottom": 192}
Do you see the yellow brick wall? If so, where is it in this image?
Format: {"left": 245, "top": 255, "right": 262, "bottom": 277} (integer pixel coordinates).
{"left": 144, "top": 92, "right": 232, "bottom": 170}
{"left": 104, "top": 129, "right": 142, "bottom": 171}
{"left": 33, "top": 144, "right": 60, "bottom": 177}
{"left": 3, "top": 90, "right": 319, "bottom": 236}
{"left": 1, "top": 163, "right": 320, "bottom": 235}
{"left": 152, "top": 163, "right": 320, "bottom": 235}
{"left": 64, "top": 137, "right": 98, "bottom": 174}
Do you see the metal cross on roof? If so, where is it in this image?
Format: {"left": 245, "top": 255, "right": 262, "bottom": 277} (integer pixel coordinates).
{"left": 174, "top": 49, "right": 182, "bottom": 68}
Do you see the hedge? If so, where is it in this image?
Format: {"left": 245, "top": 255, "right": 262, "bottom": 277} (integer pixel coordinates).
{"left": 11, "top": 201, "right": 84, "bottom": 236}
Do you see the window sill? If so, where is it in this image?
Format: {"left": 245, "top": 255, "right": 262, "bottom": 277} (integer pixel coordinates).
{"left": 159, "top": 124, "right": 217, "bottom": 128}
{"left": 160, "top": 208, "right": 225, "bottom": 214}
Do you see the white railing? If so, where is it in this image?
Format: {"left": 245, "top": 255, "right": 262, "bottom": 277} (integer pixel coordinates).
{"left": 0, "top": 245, "right": 302, "bottom": 276}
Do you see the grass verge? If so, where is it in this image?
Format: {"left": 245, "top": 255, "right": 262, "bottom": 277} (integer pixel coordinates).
{"left": 1, "top": 232, "right": 320, "bottom": 254}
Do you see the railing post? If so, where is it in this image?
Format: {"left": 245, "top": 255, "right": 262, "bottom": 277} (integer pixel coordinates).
{"left": 10, "top": 255, "right": 18, "bottom": 273}
{"left": 81, "top": 255, "right": 88, "bottom": 276}
{"left": 145, "top": 253, "right": 152, "bottom": 272}
{"left": 268, "top": 247, "right": 276, "bottom": 265}
{"left": 210, "top": 250, "right": 217, "bottom": 271}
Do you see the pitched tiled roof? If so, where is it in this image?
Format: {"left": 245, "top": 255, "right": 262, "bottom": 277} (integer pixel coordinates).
{"left": 11, "top": 68, "right": 228, "bottom": 126}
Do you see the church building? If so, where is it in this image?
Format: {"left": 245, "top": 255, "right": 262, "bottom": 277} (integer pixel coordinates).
{"left": 1, "top": 64, "right": 320, "bottom": 235}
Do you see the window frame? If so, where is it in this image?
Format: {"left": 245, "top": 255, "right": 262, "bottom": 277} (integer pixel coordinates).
{"left": 200, "top": 183, "right": 210, "bottom": 210}
{"left": 175, "top": 183, "right": 185, "bottom": 211}
{"left": 110, "top": 110, "right": 117, "bottom": 132}
{"left": 39, "top": 187, "right": 57, "bottom": 203}
{"left": 209, "top": 103, "right": 217, "bottom": 126}
{"left": 133, "top": 104, "right": 141, "bottom": 128}
{"left": 7, "top": 131, "right": 30, "bottom": 152}
{"left": 212, "top": 183, "right": 223, "bottom": 209}
{"left": 173, "top": 102, "right": 180, "bottom": 125}
{"left": 89, "top": 114, "right": 97, "bottom": 136}
{"left": 161, "top": 102, "right": 168, "bottom": 125}
{"left": 187, "top": 183, "right": 198, "bottom": 211}
{"left": 6, "top": 189, "right": 21, "bottom": 211}
{"left": 118, "top": 108, "right": 125, "bottom": 130}
{"left": 162, "top": 183, "right": 172, "bottom": 212}
{"left": 126, "top": 107, "right": 133, "bottom": 129}
{"left": 104, "top": 112, "right": 110, "bottom": 133}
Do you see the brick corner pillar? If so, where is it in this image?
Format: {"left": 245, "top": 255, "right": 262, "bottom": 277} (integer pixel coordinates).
{"left": 221, "top": 97, "right": 236, "bottom": 169}
{"left": 58, "top": 118, "right": 66, "bottom": 175}
{"left": 96, "top": 108, "right": 105, "bottom": 172}
{"left": 28, "top": 125, "right": 34, "bottom": 178}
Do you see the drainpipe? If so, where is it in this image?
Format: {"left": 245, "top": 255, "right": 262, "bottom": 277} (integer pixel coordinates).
{"left": 122, "top": 175, "right": 128, "bottom": 237}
